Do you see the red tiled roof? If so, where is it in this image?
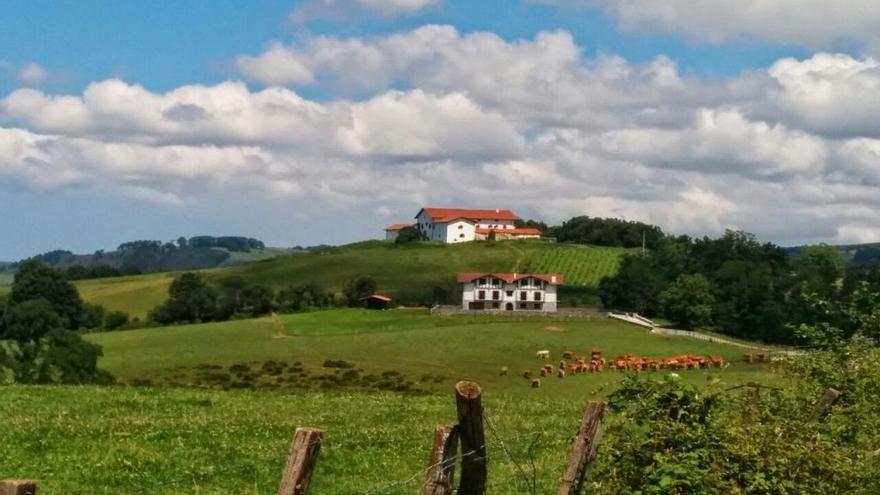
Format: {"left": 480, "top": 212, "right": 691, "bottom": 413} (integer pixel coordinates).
{"left": 474, "top": 227, "right": 542, "bottom": 236}
{"left": 456, "top": 272, "right": 564, "bottom": 285}
{"left": 361, "top": 294, "right": 392, "bottom": 302}
{"left": 384, "top": 223, "right": 415, "bottom": 231}
{"left": 417, "top": 207, "right": 520, "bottom": 223}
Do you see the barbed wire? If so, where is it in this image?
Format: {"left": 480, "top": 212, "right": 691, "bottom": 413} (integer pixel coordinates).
{"left": 482, "top": 408, "right": 537, "bottom": 494}
{"left": 358, "top": 448, "right": 479, "bottom": 495}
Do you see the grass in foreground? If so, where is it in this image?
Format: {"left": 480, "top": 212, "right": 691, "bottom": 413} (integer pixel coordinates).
{"left": 0, "top": 385, "right": 587, "bottom": 495}
{"left": 87, "top": 309, "right": 777, "bottom": 397}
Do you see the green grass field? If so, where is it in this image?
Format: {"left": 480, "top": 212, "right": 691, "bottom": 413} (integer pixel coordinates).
{"left": 2, "top": 310, "right": 781, "bottom": 494}
{"left": 75, "top": 272, "right": 179, "bottom": 319}
{"left": 87, "top": 309, "right": 775, "bottom": 397}
{"left": 71, "top": 241, "right": 627, "bottom": 317}
{"left": 0, "top": 386, "right": 591, "bottom": 494}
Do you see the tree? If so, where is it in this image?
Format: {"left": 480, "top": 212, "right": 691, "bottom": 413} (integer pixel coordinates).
{"left": 394, "top": 226, "right": 422, "bottom": 244}
{"left": 239, "top": 284, "right": 275, "bottom": 316}
{"left": 599, "top": 254, "right": 665, "bottom": 314}
{"left": 277, "top": 283, "right": 331, "bottom": 312}
{"left": 8, "top": 260, "right": 84, "bottom": 329}
{"left": 150, "top": 272, "right": 219, "bottom": 324}
{"left": 343, "top": 276, "right": 378, "bottom": 307}
{"left": 793, "top": 244, "right": 846, "bottom": 297}
{"left": 1, "top": 299, "right": 62, "bottom": 342}
{"left": 103, "top": 311, "right": 130, "bottom": 330}
{"left": 660, "top": 274, "right": 714, "bottom": 329}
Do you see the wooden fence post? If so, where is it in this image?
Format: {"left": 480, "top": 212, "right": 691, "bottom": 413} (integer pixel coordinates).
{"left": 455, "top": 380, "right": 487, "bottom": 495}
{"left": 277, "top": 427, "right": 324, "bottom": 495}
{"left": 559, "top": 401, "right": 606, "bottom": 495}
{"left": 0, "top": 481, "right": 37, "bottom": 495}
{"left": 424, "top": 424, "right": 459, "bottom": 495}
{"left": 814, "top": 388, "right": 841, "bottom": 420}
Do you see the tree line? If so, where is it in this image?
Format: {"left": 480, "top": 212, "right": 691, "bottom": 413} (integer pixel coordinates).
{"left": 598, "top": 229, "right": 880, "bottom": 345}
{"left": 147, "top": 273, "right": 383, "bottom": 325}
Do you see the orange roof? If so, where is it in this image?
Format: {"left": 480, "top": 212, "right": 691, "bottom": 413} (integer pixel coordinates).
{"left": 384, "top": 223, "right": 415, "bottom": 231}
{"left": 417, "top": 207, "right": 520, "bottom": 223}
{"left": 456, "top": 272, "right": 564, "bottom": 285}
{"left": 475, "top": 227, "right": 542, "bottom": 236}
{"left": 361, "top": 294, "right": 392, "bottom": 302}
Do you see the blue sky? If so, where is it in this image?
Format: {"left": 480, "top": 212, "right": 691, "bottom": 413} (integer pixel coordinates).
{"left": 1, "top": 0, "right": 880, "bottom": 259}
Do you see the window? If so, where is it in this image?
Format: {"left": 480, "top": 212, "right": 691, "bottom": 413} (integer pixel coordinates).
{"left": 520, "top": 291, "right": 527, "bottom": 301}
{"left": 478, "top": 290, "right": 485, "bottom": 300}
{"left": 458, "top": 225, "right": 463, "bottom": 229}
{"left": 506, "top": 290, "right": 513, "bottom": 297}
{"left": 459, "top": 233, "right": 465, "bottom": 238}
{"left": 519, "top": 303, "right": 527, "bottom": 309}
{"left": 492, "top": 291, "right": 500, "bottom": 300}
{"left": 492, "top": 302, "right": 500, "bottom": 309}
{"left": 534, "top": 292, "right": 541, "bottom": 301}
{"left": 534, "top": 303, "right": 543, "bottom": 310}
{"left": 479, "top": 278, "right": 487, "bottom": 286}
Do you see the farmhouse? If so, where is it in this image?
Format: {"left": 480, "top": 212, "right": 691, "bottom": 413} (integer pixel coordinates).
{"left": 458, "top": 272, "right": 563, "bottom": 312}
{"left": 383, "top": 223, "right": 415, "bottom": 241}
{"left": 407, "top": 207, "right": 541, "bottom": 243}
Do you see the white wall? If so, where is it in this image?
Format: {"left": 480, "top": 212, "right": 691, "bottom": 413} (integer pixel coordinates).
{"left": 460, "top": 276, "right": 559, "bottom": 311}
{"left": 445, "top": 219, "right": 475, "bottom": 243}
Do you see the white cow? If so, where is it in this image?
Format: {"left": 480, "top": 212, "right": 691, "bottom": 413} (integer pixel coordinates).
{"left": 536, "top": 350, "right": 550, "bottom": 359}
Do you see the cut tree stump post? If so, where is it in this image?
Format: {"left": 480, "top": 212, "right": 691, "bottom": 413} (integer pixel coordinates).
{"left": 455, "top": 380, "right": 487, "bottom": 495}
{"left": 424, "top": 424, "right": 459, "bottom": 495}
{"left": 277, "top": 427, "right": 324, "bottom": 495}
{"left": 814, "top": 388, "right": 842, "bottom": 420}
{"left": 0, "top": 481, "right": 37, "bottom": 495}
{"left": 559, "top": 401, "right": 607, "bottom": 495}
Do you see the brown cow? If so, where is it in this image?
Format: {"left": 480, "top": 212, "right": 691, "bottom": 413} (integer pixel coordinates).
{"left": 499, "top": 366, "right": 509, "bottom": 376}
{"left": 531, "top": 378, "right": 541, "bottom": 388}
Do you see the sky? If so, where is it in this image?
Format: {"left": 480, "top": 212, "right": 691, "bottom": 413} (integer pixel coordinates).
{"left": 2, "top": 0, "right": 880, "bottom": 259}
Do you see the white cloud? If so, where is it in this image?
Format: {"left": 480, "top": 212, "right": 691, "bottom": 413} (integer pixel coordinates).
{"left": 289, "top": 0, "right": 440, "bottom": 22}
{"left": 16, "top": 63, "right": 48, "bottom": 86}
{"left": 4, "top": 26, "right": 880, "bottom": 245}
{"left": 537, "top": 0, "right": 880, "bottom": 51}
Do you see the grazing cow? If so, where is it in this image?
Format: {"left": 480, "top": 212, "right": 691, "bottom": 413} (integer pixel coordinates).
{"left": 499, "top": 366, "right": 509, "bottom": 376}
{"left": 557, "top": 368, "right": 566, "bottom": 378}
{"left": 743, "top": 353, "right": 753, "bottom": 364}
{"left": 540, "top": 368, "right": 547, "bottom": 377}
{"left": 559, "top": 360, "right": 567, "bottom": 369}
{"left": 709, "top": 355, "right": 724, "bottom": 368}
{"left": 523, "top": 369, "right": 532, "bottom": 379}
{"left": 757, "top": 353, "right": 768, "bottom": 362}
{"left": 531, "top": 378, "right": 541, "bottom": 388}
{"left": 562, "top": 350, "right": 574, "bottom": 359}
{"left": 536, "top": 350, "right": 550, "bottom": 359}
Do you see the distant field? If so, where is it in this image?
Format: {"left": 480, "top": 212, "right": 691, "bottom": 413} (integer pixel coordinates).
{"left": 88, "top": 309, "right": 776, "bottom": 397}
{"left": 0, "top": 271, "right": 13, "bottom": 288}
{"left": 75, "top": 272, "right": 178, "bottom": 319}
{"left": 72, "top": 240, "right": 628, "bottom": 316}
{"left": 218, "top": 247, "right": 299, "bottom": 266}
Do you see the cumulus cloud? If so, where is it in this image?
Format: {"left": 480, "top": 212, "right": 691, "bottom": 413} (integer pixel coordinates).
{"left": 289, "top": 0, "right": 440, "bottom": 22}
{"left": 0, "top": 61, "right": 50, "bottom": 87}
{"left": 4, "top": 26, "right": 880, "bottom": 244}
{"left": 536, "top": 0, "right": 880, "bottom": 51}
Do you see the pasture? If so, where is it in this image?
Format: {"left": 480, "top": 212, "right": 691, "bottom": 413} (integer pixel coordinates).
{"left": 75, "top": 272, "right": 178, "bottom": 319}
{"left": 87, "top": 309, "right": 775, "bottom": 397}
{"left": 3, "top": 310, "right": 782, "bottom": 494}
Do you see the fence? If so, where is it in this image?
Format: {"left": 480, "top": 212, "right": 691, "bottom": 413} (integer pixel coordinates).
{"left": 3, "top": 380, "right": 607, "bottom": 495}
{"left": 431, "top": 305, "right": 605, "bottom": 319}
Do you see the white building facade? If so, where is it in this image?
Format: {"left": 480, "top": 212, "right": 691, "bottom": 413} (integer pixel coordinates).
{"left": 458, "top": 272, "right": 563, "bottom": 312}
{"left": 412, "top": 208, "right": 540, "bottom": 243}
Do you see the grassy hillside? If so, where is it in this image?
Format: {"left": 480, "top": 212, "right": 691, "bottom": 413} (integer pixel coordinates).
{"left": 75, "top": 272, "right": 178, "bottom": 319}
{"left": 4, "top": 308, "right": 780, "bottom": 494}
{"left": 87, "top": 309, "right": 774, "bottom": 397}
{"left": 73, "top": 240, "right": 628, "bottom": 317}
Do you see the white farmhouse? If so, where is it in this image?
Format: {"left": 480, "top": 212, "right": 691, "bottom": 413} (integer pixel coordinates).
{"left": 410, "top": 207, "right": 541, "bottom": 243}
{"left": 458, "top": 272, "right": 563, "bottom": 312}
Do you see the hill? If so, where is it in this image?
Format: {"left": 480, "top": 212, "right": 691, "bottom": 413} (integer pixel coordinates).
{"left": 74, "top": 240, "right": 629, "bottom": 317}
{"left": 786, "top": 242, "right": 880, "bottom": 264}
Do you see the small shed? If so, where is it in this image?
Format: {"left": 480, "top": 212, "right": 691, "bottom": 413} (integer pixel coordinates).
{"left": 362, "top": 294, "right": 392, "bottom": 310}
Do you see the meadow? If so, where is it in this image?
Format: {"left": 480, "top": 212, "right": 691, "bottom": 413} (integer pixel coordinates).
{"left": 68, "top": 241, "right": 628, "bottom": 318}
{"left": 87, "top": 309, "right": 774, "bottom": 397}
{"left": 3, "top": 310, "right": 780, "bottom": 494}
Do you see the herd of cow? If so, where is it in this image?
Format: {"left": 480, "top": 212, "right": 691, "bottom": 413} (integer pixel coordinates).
{"left": 500, "top": 348, "right": 734, "bottom": 388}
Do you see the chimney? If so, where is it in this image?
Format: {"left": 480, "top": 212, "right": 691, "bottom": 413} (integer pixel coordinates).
{"left": 551, "top": 275, "right": 557, "bottom": 284}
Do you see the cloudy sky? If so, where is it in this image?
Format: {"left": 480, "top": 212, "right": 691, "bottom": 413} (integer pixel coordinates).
{"left": 2, "top": 1, "right": 880, "bottom": 258}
